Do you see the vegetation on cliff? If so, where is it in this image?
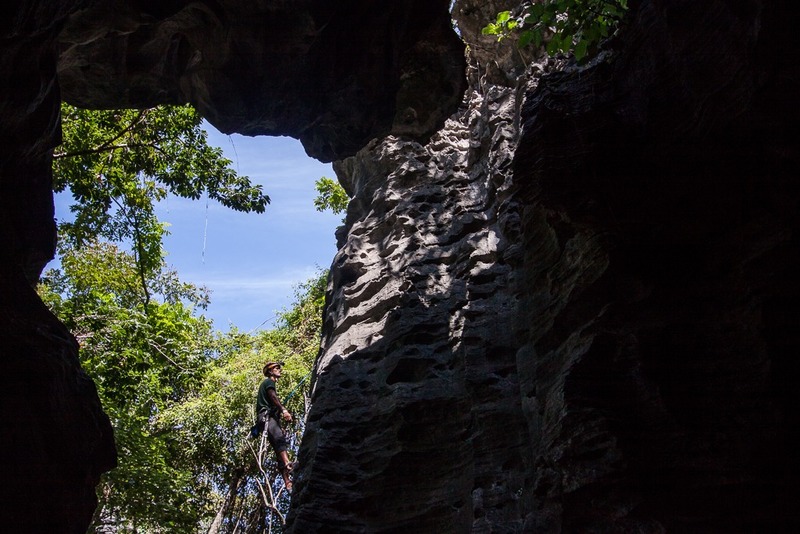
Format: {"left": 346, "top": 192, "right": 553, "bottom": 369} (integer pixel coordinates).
{"left": 39, "top": 241, "right": 325, "bottom": 531}
{"left": 483, "top": 0, "right": 628, "bottom": 62}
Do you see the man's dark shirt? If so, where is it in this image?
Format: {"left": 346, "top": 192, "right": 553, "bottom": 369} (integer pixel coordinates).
{"left": 256, "top": 378, "right": 277, "bottom": 414}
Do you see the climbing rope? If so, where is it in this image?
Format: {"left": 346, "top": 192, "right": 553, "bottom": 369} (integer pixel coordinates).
{"left": 281, "top": 371, "right": 312, "bottom": 406}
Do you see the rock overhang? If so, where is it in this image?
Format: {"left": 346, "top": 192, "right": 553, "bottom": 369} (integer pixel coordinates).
{"left": 56, "top": 0, "right": 467, "bottom": 162}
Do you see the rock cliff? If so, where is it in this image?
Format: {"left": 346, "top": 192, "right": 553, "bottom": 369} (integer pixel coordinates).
{"left": 289, "top": 0, "right": 800, "bottom": 531}
{"left": 1, "top": 0, "right": 799, "bottom": 532}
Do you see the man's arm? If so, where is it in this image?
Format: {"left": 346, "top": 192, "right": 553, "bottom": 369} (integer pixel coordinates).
{"left": 267, "top": 387, "right": 293, "bottom": 422}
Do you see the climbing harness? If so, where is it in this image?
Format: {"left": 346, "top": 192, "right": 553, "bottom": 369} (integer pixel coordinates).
{"left": 250, "top": 370, "right": 311, "bottom": 438}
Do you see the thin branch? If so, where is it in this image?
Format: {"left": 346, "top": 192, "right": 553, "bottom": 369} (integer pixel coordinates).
{"left": 146, "top": 339, "right": 190, "bottom": 371}
{"left": 53, "top": 141, "right": 159, "bottom": 160}
{"left": 54, "top": 108, "right": 151, "bottom": 160}
{"left": 101, "top": 108, "right": 150, "bottom": 149}
{"left": 245, "top": 433, "right": 286, "bottom": 525}
{"left": 109, "top": 195, "right": 152, "bottom": 306}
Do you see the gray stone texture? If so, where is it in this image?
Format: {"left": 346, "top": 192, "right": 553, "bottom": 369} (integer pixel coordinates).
{"left": 56, "top": 0, "right": 466, "bottom": 162}
{"left": 290, "top": 77, "right": 528, "bottom": 533}
{"left": 290, "top": 0, "right": 800, "bottom": 531}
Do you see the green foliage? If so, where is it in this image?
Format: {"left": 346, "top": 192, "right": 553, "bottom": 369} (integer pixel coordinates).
{"left": 158, "top": 270, "right": 327, "bottom": 531}
{"left": 53, "top": 104, "right": 270, "bottom": 277}
{"left": 264, "top": 271, "right": 327, "bottom": 368}
{"left": 39, "top": 241, "right": 216, "bottom": 531}
{"left": 47, "top": 101, "right": 329, "bottom": 532}
{"left": 313, "top": 176, "right": 349, "bottom": 215}
{"left": 39, "top": 240, "right": 327, "bottom": 531}
{"left": 482, "top": 0, "right": 628, "bottom": 62}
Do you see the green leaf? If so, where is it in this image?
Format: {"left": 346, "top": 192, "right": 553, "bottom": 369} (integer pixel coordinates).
{"left": 527, "top": 4, "right": 545, "bottom": 20}
{"left": 517, "top": 29, "right": 535, "bottom": 49}
{"left": 574, "top": 39, "right": 589, "bottom": 61}
{"left": 313, "top": 176, "right": 349, "bottom": 215}
{"left": 54, "top": 103, "right": 270, "bottom": 276}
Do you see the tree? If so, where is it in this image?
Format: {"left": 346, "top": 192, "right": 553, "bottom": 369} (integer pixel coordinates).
{"left": 53, "top": 104, "right": 270, "bottom": 288}
{"left": 38, "top": 246, "right": 330, "bottom": 532}
{"left": 47, "top": 102, "right": 328, "bottom": 532}
{"left": 313, "top": 176, "right": 349, "bottom": 215}
{"left": 39, "top": 241, "right": 217, "bottom": 532}
{"left": 159, "top": 270, "right": 327, "bottom": 533}
{"left": 483, "top": 0, "right": 629, "bottom": 62}
{"left": 40, "top": 247, "right": 327, "bottom": 532}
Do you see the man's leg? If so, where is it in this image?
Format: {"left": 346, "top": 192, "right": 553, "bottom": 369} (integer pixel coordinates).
{"left": 277, "top": 450, "right": 293, "bottom": 489}
{"left": 266, "top": 416, "right": 293, "bottom": 490}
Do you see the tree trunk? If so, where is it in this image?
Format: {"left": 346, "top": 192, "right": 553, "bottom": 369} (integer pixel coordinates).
{"left": 207, "top": 468, "right": 244, "bottom": 534}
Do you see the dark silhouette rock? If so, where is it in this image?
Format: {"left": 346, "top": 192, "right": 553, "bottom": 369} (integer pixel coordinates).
{"left": 57, "top": 0, "right": 466, "bottom": 163}
{"left": 289, "top": 0, "right": 800, "bottom": 531}
{"left": 513, "top": 1, "right": 800, "bottom": 529}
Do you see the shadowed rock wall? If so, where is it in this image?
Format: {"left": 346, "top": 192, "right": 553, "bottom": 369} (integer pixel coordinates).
{"left": 513, "top": 0, "right": 800, "bottom": 529}
{"left": 290, "top": 0, "right": 800, "bottom": 531}
{"left": 57, "top": 0, "right": 466, "bottom": 162}
{"left": 1, "top": 3, "right": 118, "bottom": 531}
{"left": 289, "top": 72, "right": 529, "bottom": 533}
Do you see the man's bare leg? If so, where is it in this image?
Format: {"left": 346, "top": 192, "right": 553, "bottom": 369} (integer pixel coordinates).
{"left": 278, "top": 450, "right": 293, "bottom": 491}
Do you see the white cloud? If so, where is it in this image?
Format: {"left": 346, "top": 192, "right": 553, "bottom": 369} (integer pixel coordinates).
{"left": 190, "top": 265, "right": 325, "bottom": 331}
{"left": 184, "top": 265, "right": 322, "bottom": 298}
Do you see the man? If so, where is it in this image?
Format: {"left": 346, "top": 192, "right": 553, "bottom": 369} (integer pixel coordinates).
{"left": 255, "top": 361, "right": 294, "bottom": 491}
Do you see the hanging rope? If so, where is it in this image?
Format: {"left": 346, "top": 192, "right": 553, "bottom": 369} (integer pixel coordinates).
{"left": 282, "top": 371, "right": 312, "bottom": 406}
{"left": 201, "top": 190, "right": 209, "bottom": 264}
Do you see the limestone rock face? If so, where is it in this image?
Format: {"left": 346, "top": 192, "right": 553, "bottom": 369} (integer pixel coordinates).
{"left": 512, "top": 1, "right": 800, "bottom": 529}
{"left": 2, "top": 0, "right": 800, "bottom": 531}
{"left": 290, "top": 79, "right": 528, "bottom": 533}
{"left": 1, "top": 3, "right": 117, "bottom": 531}
{"left": 290, "top": 0, "right": 800, "bottom": 531}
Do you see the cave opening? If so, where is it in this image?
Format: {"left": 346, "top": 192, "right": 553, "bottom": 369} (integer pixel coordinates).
{"left": 44, "top": 102, "right": 347, "bottom": 530}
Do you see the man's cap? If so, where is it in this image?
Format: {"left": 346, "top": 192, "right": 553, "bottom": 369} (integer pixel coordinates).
{"left": 263, "top": 361, "right": 285, "bottom": 376}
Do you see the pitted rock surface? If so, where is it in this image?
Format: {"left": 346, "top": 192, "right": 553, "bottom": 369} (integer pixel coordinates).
{"left": 289, "top": 79, "right": 529, "bottom": 532}
{"left": 291, "top": 0, "right": 800, "bottom": 532}
{"left": 512, "top": 1, "right": 800, "bottom": 529}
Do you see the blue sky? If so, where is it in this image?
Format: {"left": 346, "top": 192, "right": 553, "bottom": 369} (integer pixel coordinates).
{"left": 53, "top": 125, "right": 341, "bottom": 333}
{"left": 157, "top": 128, "right": 341, "bottom": 332}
